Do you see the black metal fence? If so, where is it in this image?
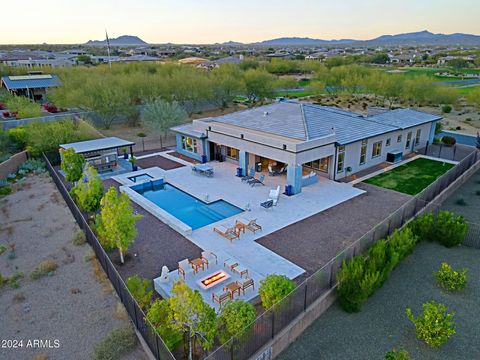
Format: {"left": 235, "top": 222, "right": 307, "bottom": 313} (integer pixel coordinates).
{"left": 43, "top": 154, "right": 175, "bottom": 360}
{"left": 206, "top": 150, "right": 480, "bottom": 360}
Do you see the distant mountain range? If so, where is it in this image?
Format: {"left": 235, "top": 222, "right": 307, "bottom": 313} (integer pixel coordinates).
{"left": 236, "top": 31, "right": 480, "bottom": 46}
{"left": 82, "top": 31, "right": 480, "bottom": 47}
{"left": 85, "top": 35, "right": 147, "bottom": 46}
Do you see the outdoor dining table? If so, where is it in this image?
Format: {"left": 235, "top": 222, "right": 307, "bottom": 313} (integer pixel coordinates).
{"left": 190, "top": 258, "right": 205, "bottom": 273}
{"left": 224, "top": 282, "right": 241, "bottom": 298}
{"left": 192, "top": 164, "right": 214, "bottom": 176}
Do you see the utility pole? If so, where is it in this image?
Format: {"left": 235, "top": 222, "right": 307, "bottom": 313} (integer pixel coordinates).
{"left": 105, "top": 29, "right": 112, "bottom": 69}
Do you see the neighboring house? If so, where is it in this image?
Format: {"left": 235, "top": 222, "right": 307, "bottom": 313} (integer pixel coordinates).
{"left": 305, "top": 52, "right": 324, "bottom": 61}
{"left": 437, "top": 55, "right": 475, "bottom": 65}
{"left": 197, "top": 55, "right": 243, "bottom": 70}
{"left": 171, "top": 101, "right": 440, "bottom": 194}
{"left": 1, "top": 74, "right": 61, "bottom": 101}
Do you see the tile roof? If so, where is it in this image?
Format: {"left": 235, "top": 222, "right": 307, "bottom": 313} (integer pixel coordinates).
{"left": 186, "top": 101, "right": 440, "bottom": 145}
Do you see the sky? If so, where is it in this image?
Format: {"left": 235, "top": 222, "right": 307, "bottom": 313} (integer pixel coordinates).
{"left": 1, "top": 0, "right": 479, "bottom": 44}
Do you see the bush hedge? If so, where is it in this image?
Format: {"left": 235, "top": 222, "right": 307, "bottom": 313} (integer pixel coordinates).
{"left": 441, "top": 135, "right": 456, "bottom": 146}
{"left": 434, "top": 262, "right": 468, "bottom": 291}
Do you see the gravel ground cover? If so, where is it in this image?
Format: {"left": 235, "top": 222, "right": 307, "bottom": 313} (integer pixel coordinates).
{"left": 278, "top": 241, "right": 480, "bottom": 360}
{"left": 257, "top": 183, "right": 411, "bottom": 274}
{"left": 0, "top": 175, "right": 146, "bottom": 360}
{"left": 102, "top": 179, "right": 202, "bottom": 280}
{"left": 363, "top": 158, "right": 454, "bottom": 195}
{"left": 136, "top": 154, "right": 185, "bottom": 170}
{"left": 440, "top": 168, "right": 480, "bottom": 224}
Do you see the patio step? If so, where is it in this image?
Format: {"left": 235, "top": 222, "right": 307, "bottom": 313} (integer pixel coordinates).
{"left": 195, "top": 206, "right": 226, "bottom": 222}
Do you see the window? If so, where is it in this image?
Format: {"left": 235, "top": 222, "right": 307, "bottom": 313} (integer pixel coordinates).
{"left": 372, "top": 141, "right": 382, "bottom": 158}
{"left": 386, "top": 138, "right": 391, "bottom": 147}
{"left": 406, "top": 132, "right": 412, "bottom": 149}
{"left": 360, "top": 139, "right": 367, "bottom": 165}
{"left": 305, "top": 157, "right": 329, "bottom": 173}
{"left": 397, "top": 135, "right": 402, "bottom": 143}
{"left": 415, "top": 129, "right": 421, "bottom": 146}
{"left": 181, "top": 136, "right": 198, "bottom": 153}
{"left": 226, "top": 146, "right": 238, "bottom": 159}
{"left": 337, "top": 146, "right": 345, "bottom": 173}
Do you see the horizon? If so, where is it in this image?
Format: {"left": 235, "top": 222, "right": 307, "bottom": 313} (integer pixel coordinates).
{"left": 1, "top": 0, "right": 479, "bottom": 45}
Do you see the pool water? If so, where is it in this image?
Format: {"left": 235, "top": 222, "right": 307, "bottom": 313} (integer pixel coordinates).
{"left": 132, "top": 181, "right": 242, "bottom": 230}
{"left": 128, "top": 174, "right": 153, "bottom": 183}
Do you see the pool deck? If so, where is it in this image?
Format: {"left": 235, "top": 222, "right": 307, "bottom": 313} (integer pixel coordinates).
{"left": 113, "top": 151, "right": 365, "bottom": 303}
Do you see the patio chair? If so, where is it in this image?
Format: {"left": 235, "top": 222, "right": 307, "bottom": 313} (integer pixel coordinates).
{"left": 213, "top": 225, "right": 240, "bottom": 242}
{"left": 260, "top": 199, "right": 274, "bottom": 210}
{"left": 201, "top": 250, "right": 218, "bottom": 267}
{"left": 178, "top": 259, "right": 193, "bottom": 279}
{"left": 249, "top": 174, "right": 265, "bottom": 186}
{"left": 212, "top": 291, "right": 231, "bottom": 308}
{"left": 241, "top": 167, "right": 255, "bottom": 182}
{"left": 191, "top": 165, "right": 198, "bottom": 174}
{"left": 236, "top": 278, "right": 255, "bottom": 294}
{"left": 236, "top": 218, "right": 262, "bottom": 234}
{"left": 268, "top": 185, "right": 281, "bottom": 205}
{"left": 205, "top": 169, "right": 214, "bottom": 177}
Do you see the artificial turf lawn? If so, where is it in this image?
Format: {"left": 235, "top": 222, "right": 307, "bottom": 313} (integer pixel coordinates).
{"left": 363, "top": 158, "right": 454, "bottom": 195}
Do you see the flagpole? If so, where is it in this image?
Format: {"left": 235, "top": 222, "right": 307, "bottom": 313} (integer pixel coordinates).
{"left": 105, "top": 29, "right": 112, "bottom": 69}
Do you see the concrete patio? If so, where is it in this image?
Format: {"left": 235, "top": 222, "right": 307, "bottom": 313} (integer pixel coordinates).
{"left": 114, "top": 151, "right": 365, "bottom": 301}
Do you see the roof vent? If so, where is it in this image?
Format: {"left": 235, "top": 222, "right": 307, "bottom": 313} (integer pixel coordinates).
{"left": 263, "top": 111, "right": 269, "bottom": 117}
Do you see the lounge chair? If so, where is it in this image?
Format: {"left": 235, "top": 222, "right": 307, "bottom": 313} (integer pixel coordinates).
{"left": 201, "top": 250, "right": 218, "bottom": 267}
{"left": 236, "top": 278, "right": 255, "bottom": 294}
{"left": 224, "top": 258, "right": 239, "bottom": 271}
{"left": 241, "top": 167, "right": 255, "bottom": 182}
{"left": 268, "top": 185, "right": 281, "bottom": 205}
{"left": 236, "top": 218, "right": 262, "bottom": 234}
{"left": 260, "top": 199, "right": 274, "bottom": 209}
{"left": 212, "top": 291, "right": 231, "bottom": 308}
{"left": 248, "top": 174, "right": 265, "bottom": 186}
{"left": 213, "top": 225, "right": 240, "bottom": 241}
{"left": 178, "top": 259, "right": 193, "bottom": 279}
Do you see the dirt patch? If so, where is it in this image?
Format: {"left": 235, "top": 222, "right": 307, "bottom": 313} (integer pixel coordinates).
{"left": 136, "top": 155, "right": 185, "bottom": 170}
{"left": 0, "top": 175, "right": 146, "bottom": 360}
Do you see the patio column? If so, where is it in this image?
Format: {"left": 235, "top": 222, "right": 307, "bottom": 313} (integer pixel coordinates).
{"left": 428, "top": 121, "right": 437, "bottom": 144}
{"left": 287, "top": 164, "right": 302, "bottom": 195}
{"left": 239, "top": 151, "right": 249, "bottom": 176}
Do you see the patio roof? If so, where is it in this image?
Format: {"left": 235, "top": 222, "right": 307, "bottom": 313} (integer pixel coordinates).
{"left": 59, "top": 137, "right": 135, "bottom": 154}
{"left": 1, "top": 74, "right": 61, "bottom": 90}
{"left": 170, "top": 123, "right": 207, "bottom": 138}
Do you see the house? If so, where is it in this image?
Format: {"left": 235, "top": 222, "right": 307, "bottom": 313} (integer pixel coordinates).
{"left": 196, "top": 55, "right": 243, "bottom": 70}
{"left": 171, "top": 101, "right": 440, "bottom": 194}
{"left": 1, "top": 74, "right": 61, "bottom": 101}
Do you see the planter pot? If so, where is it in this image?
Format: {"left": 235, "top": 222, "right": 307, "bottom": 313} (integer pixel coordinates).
{"left": 123, "top": 153, "right": 128, "bottom": 159}
{"left": 132, "top": 165, "right": 138, "bottom": 171}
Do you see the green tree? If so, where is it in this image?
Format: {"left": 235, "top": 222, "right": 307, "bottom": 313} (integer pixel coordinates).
{"left": 274, "top": 77, "right": 298, "bottom": 97}
{"left": 96, "top": 187, "right": 142, "bottom": 264}
{"left": 146, "top": 299, "right": 183, "bottom": 351}
{"left": 217, "top": 300, "right": 256, "bottom": 349}
{"left": 370, "top": 53, "right": 390, "bottom": 64}
{"left": 126, "top": 275, "right": 153, "bottom": 310}
{"left": 243, "top": 69, "right": 275, "bottom": 103}
{"left": 70, "top": 165, "right": 104, "bottom": 212}
{"left": 406, "top": 301, "right": 455, "bottom": 348}
{"left": 142, "top": 99, "right": 187, "bottom": 148}
{"left": 60, "top": 147, "right": 85, "bottom": 183}
{"left": 168, "top": 280, "right": 217, "bottom": 360}
{"left": 258, "top": 274, "right": 296, "bottom": 310}
{"left": 211, "top": 64, "right": 245, "bottom": 109}
{"left": 467, "top": 87, "right": 480, "bottom": 109}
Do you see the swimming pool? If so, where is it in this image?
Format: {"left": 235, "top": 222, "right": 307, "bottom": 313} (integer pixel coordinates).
{"left": 131, "top": 181, "right": 242, "bottom": 230}
{"left": 128, "top": 173, "right": 153, "bottom": 183}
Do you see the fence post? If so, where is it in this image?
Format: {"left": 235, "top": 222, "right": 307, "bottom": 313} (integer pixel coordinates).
{"left": 304, "top": 283, "right": 308, "bottom": 311}
{"left": 271, "top": 309, "right": 275, "bottom": 339}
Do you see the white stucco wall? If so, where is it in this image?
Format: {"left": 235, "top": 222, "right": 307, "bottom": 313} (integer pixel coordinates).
{"left": 335, "top": 122, "right": 432, "bottom": 180}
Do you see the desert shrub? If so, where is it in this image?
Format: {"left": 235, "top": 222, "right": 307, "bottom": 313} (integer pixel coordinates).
{"left": 93, "top": 326, "right": 137, "bottom": 360}
{"left": 8, "top": 127, "right": 28, "bottom": 149}
{"left": 0, "top": 273, "right": 8, "bottom": 288}
{"left": 434, "top": 262, "right": 468, "bottom": 291}
{"left": 72, "top": 230, "right": 86, "bottom": 246}
{"left": 409, "top": 211, "right": 467, "bottom": 247}
{"left": 146, "top": 299, "right": 183, "bottom": 350}
{"left": 70, "top": 165, "right": 104, "bottom": 212}
{"left": 217, "top": 300, "right": 256, "bottom": 345}
{"left": 337, "top": 256, "right": 367, "bottom": 312}
{"left": 8, "top": 272, "right": 24, "bottom": 288}
{"left": 126, "top": 275, "right": 153, "bottom": 311}
{"left": 385, "top": 348, "right": 411, "bottom": 360}
{"left": 0, "top": 184, "right": 11, "bottom": 197}
{"left": 388, "top": 228, "right": 418, "bottom": 262}
{"left": 18, "top": 159, "right": 46, "bottom": 175}
{"left": 432, "top": 137, "right": 440, "bottom": 144}
{"left": 29, "top": 259, "right": 58, "bottom": 280}
{"left": 441, "top": 136, "right": 456, "bottom": 146}
{"left": 5, "top": 96, "right": 42, "bottom": 119}
{"left": 0, "top": 244, "right": 7, "bottom": 255}
{"left": 455, "top": 198, "right": 466, "bottom": 206}
{"left": 435, "top": 211, "right": 468, "bottom": 247}
{"left": 258, "top": 274, "right": 296, "bottom": 310}
{"left": 441, "top": 104, "right": 452, "bottom": 113}
{"left": 406, "top": 301, "right": 455, "bottom": 348}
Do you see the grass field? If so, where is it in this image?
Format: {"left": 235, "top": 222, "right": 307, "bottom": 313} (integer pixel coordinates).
{"left": 363, "top": 158, "right": 454, "bottom": 195}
